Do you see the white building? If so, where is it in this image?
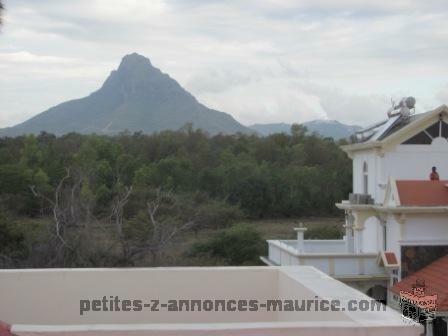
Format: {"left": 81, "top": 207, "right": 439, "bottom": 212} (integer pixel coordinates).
{"left": 264, "top": 103, "right": 448, "bottom": 335}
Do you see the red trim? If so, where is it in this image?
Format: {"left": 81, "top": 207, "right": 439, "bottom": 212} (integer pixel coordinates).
{"left": 0, "top": 320, "right": 11, "bottom": 336}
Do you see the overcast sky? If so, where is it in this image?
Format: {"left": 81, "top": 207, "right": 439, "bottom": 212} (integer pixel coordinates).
{"left": 1, "top": 0, "right": 448, "bottom": 128}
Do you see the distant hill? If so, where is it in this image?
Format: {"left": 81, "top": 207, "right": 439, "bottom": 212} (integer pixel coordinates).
{"left": 249, "top": 123, "right": 292, "bottom": 136}
{"left": 250, "top": 120, "right": 361, "bottom": 139}
{"left": 0, "top": 53, "right": 251, "bottom": 137}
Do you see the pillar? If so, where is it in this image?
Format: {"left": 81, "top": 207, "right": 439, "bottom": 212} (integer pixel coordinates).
{"left": 294, "top": 226, "right": 308, "bottom": 253}
{"left": 345, "top": 211, "right": 355, "bottom": 253}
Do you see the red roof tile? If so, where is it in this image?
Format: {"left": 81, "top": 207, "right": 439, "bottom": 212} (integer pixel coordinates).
{"left": 385, "top": 252, "right": 398, "bottom": 265}
{"left": 391, "top": 255, "right": 448, "bottom": 311}
{"left": 396, "top": 180, "right": 448, "bottom": 206}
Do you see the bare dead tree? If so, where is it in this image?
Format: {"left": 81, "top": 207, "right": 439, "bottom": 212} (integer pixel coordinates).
{"left": 110, "top": 185, "right": 133, "bottom": 237}
{"left": 109, "top": 185, "right": 133, "bottom": 261}
{"left": 30, "top": 168, "right": 71, "bottom": 247}
{"left": 128, "top": 188, "right": 197, "bottom": 265}
{"left": 145, "top": 190, "right": 196, "bottom": 264}
{"left": 29, "top": 168, "right": 97, "bottom": 267}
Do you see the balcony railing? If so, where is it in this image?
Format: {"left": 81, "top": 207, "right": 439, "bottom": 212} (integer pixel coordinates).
{"left": 266, "top": 239, "right": 388, "bottom": 279}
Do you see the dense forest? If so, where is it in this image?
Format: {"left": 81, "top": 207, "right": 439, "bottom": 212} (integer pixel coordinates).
{"left": 0, "top": 124, "right": 352, "bottom": 268}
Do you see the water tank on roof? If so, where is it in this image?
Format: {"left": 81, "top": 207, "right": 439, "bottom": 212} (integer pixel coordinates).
{"left": 387, "top": 96, "right": 416, "bottom": 118}
{"left": 405, "top": 96, "right": 416, "bottom": 109}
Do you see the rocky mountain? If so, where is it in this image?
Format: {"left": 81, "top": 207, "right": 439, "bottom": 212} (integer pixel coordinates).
{"left": 0, "top": 53, "right": 251, "bottom": 137}
{"left": 250, "top": 120, "right": 361, "bottom": 139}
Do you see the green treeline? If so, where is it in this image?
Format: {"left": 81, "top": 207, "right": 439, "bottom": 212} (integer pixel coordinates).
{"left": 0, "top": 125, "right": 351, "bottom": 218}
{"left": 0, "top": 124, "right": 352, "bottom": 267}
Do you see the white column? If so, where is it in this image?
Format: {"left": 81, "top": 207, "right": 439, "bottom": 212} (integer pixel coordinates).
{"left": 345, "top": 212, "right": 355, "bottom": 253}
{"left": 354, "top": 227, "right": 364, "bottom": 254}
{"left": 294, "top": 226, "right": 307, "bottom": 253}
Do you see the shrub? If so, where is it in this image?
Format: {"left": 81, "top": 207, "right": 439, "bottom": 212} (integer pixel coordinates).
{"left": 0, "top": 215, "right": 28, "bottom": 266}
{"left": 190, "top": 224, "right": 265, "bottom": 265}
{"left": 304, "top": 225, "right": 343, "bottom": 239}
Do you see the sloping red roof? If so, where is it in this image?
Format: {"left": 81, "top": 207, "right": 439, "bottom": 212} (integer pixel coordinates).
{"left": 391, "top": 255, "right": 448, "bottom": 311}
{"left": 396, "top": 180, "right": 448, "bottom": 206}
{"left": 378, "top": 251, "right": 399, "bottom": 268}
{"left": 385, "top": 252, "right": 398, "bottom": 265}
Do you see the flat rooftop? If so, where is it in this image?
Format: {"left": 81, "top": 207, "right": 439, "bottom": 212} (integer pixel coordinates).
{"left": 0, "top": 266, "right": 422, "bottom": 336}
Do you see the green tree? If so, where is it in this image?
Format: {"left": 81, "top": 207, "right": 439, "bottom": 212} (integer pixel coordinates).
{"left": 0, "top": 215, "right": 28, "bottom": 267}
{"left": 190, "top": 224, "right": 265, "bottom": 265}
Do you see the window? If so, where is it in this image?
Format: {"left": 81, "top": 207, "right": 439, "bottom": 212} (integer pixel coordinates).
{"left": 363, "top": 161, "right": 368, "bottom": 194}
{"left": 402, "top": 119, "right": 448, "bottom": 145}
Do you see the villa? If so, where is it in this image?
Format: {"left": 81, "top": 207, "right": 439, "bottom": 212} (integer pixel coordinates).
{"left": 263, "top": 101, "right": 448, "bottom": 336}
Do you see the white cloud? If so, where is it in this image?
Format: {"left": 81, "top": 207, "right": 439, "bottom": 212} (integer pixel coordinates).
{"left": 1, "top": 0, "right": 448, "bottom": 128}
{"left": 0, "top": 51, "right": 79, "bottom": 64}
{"left": 436, "top": 86, "right": 448, "bottom": 103}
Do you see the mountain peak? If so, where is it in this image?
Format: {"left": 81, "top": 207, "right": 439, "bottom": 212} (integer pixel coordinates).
{"left": 0, "top": 53, "right": 251, "bottom": 136}
{"left": 101, "top": 53, "right": 162, "bottom": 93}
{"left": 116, "top": 52, "right": 156, "bottom": 76}
{"left": 119, "top": 52, "right": 152, "bottom": 69}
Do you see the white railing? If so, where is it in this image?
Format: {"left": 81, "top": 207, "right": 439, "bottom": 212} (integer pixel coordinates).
{"left": 272, "top": 239, "right": 346, "bottom": 254}
{"left": 304, "top": 239, "right": 346, "bottom": 253}
{"left": 267, "top": 240, "right": 387, "bottom": 278}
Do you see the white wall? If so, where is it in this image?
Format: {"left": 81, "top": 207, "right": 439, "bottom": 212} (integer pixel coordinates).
{"left": 402, "top": 214, "right": 448, "bottom": 242}
{"left": 2, "top": 267, "right": 423, "bottom": 336}
{"left": 0, "top": 267, "right": 278, "bottom": 325}
{"left": 352, "top": 139, "right": 448, "bottom": 204}
{"left": 385, "top": 214, "right": 402, "bottom": 260}
{"left": 381, "top": 141, "right": 448, "bottom": 191}
{"left": 362, "top": 217, "right": 383, "bottom": 253}
{"left": 352, "top": 150, "right": 378, "bottom": 200}
{"left": 385, "top": 213, "right": 448, "bottom": 263}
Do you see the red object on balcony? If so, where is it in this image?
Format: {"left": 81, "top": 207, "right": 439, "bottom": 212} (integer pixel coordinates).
{"left": 0, "top": 320, "right": 11, "bottom": 336}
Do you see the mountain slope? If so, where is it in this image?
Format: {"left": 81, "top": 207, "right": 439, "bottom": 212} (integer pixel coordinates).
{"left": 302, "top": 120, "right": 361, "bottom": 139}
{"left": 0, "top": 53, "right": 251, "bottom": 137}
{"left": 250, "top": 120, "right": 361, "bottom": 139}
{"left": 249, "top": 123, "right": 292, "bottom": 136}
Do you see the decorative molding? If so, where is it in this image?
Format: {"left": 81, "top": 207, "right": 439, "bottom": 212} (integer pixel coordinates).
{"left": 398, "top": 239, "right": 448, "bottom": 246}
{"left": 393, "top": 213, "right": 406, "bottom": 224}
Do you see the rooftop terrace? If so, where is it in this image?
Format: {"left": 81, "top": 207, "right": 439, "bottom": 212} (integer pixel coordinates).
{"left": 0, "top": 266, "right": 421, "bottom": 336}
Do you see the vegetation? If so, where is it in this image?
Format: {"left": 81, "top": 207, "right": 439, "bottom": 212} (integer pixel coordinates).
{"left": 0, "top": 125, "right": 351, "bottom": 267}
{"left": 189, "top": 224, "right": 265, "bottom": 266}
{"left": 304, "top": 225, "right": 343, "bottom": 240}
